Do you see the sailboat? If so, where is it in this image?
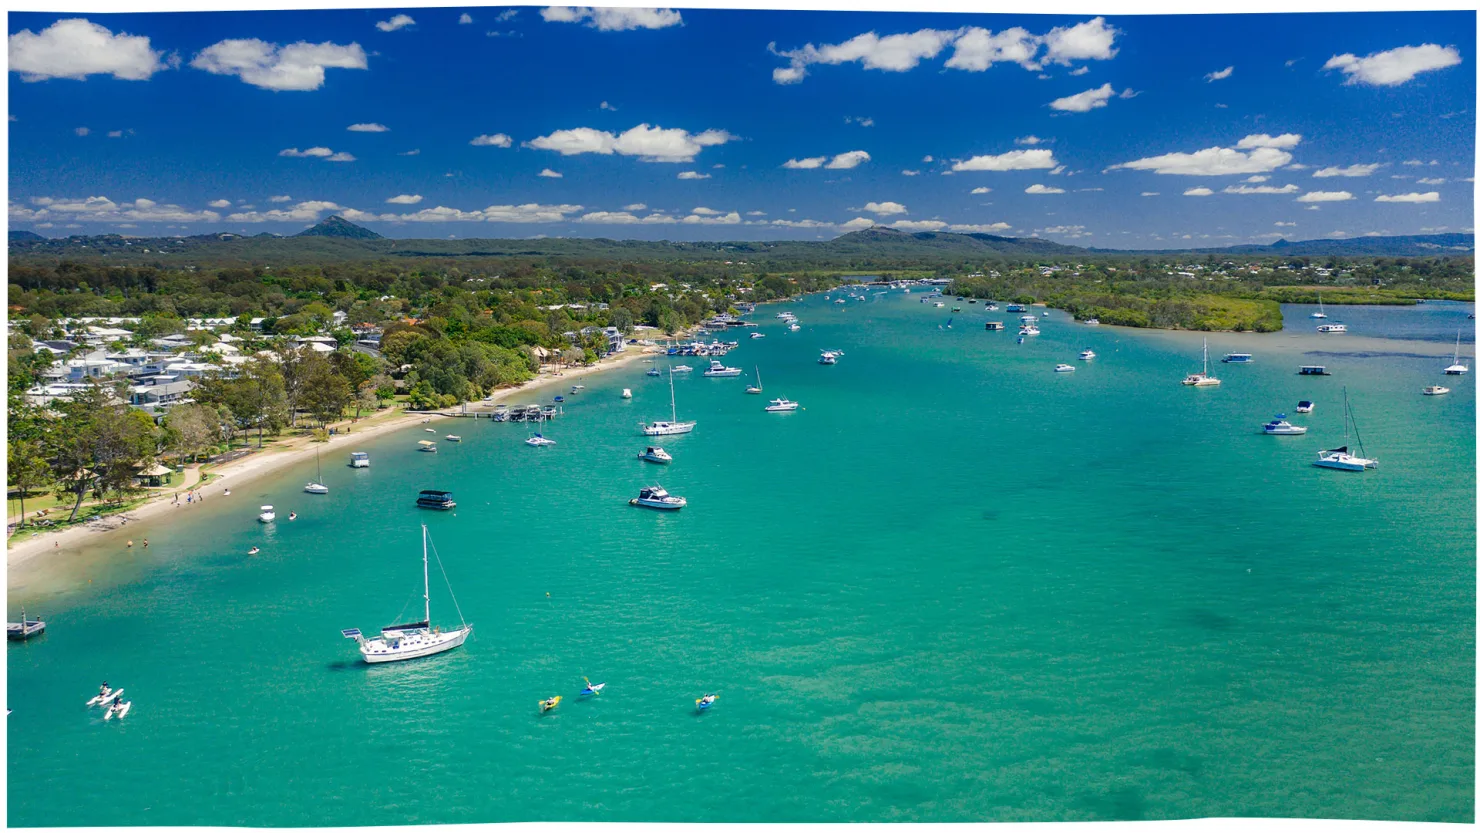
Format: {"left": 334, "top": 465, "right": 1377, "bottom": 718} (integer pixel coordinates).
{"left": 1181, "top": 338, "right": 1222, "bottom": 386}
{"left": 1311, "top": 293, "right": 1327, "bottom": 319}
{"left": 341, "top": 525, "right": 472, "bottom": 663}
{"left": 746, "top": 367, "right": 763, "bottom": 395}
{"left": 304, "top": 447, "right": 328, "bottom": 494}
{"left": 1443, "top": 329, "right": 1469, "bottom": 375}
{"left": 640, "top": 368, "right": 697, "bottom": 436}
{"left": 1314, "top": 388, "right": 1378, "bottom": 471}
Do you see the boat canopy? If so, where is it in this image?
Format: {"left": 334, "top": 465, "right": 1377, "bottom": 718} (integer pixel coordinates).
{"left": 261, "top": 505, "right": 273, "bottom": 511}
{"left": 385, "top": 620, "right": 429, "bottom": 632}
{"left": 418, "top": 490, "right": 452, "bottom": 498}
{"left": 418, "top": 440, "right": 436, "bottom": 446}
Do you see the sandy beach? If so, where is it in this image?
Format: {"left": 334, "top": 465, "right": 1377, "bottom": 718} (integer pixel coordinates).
{"left": 6, "top": 344, "right": 657, "bottom": 577}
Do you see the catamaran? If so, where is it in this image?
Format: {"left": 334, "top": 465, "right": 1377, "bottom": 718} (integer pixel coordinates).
{"left": 304, "top": 447, "right": 328, "bottom": 494}
{"left": 1181, "top": 338, "right": 1221, "bottom": 386}
{"left": 641, "top": 369, "right": 696, "bottom": 436}
{"left": 341, "top": 525, "right": 471, "bottom": 663}
{"left": 1443, "top": 329, "right": 1469, "bottom": 375}
{"left": 1314, "top": 388, "right": 1378, "bottom": 471}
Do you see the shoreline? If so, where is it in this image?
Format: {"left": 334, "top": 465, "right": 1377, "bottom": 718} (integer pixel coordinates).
{"left": 6, "top": 344, "right": 657, "bottom": 581}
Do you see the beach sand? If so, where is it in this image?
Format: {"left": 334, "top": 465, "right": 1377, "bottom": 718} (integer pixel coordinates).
{"left": 6, "top": 345, "right": 656, "bottom": 580}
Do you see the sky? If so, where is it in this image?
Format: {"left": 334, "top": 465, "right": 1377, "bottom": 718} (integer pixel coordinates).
{"left": 6, "top": 6, "right": 1475, "bottom": 247}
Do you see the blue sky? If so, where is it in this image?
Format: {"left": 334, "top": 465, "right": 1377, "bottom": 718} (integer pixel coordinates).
{"left": 7, "top": 7, "right": 1475, "bottom": 247}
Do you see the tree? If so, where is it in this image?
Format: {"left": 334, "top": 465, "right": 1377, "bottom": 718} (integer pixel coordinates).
{"left": 197, "top": 357, "right": 287, "bottom": 447}
{"left": 353, "top": 380, "right": 380, "bottom": 420}
{"left": 47, "top": 383, "right": 158, "bottom": 521}
{"left": 163, "top": 403, "right": 220, "bottom": 462}
{"left": 8, "top": 438, "right": 52, "bottom": 528}
{"left": 300, "top": 360, "right": 351, "bottom": 426}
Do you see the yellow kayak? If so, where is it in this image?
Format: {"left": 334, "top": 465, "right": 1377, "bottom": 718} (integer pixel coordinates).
{"left": 539, "top": 696, "right": 561, "bottom": 713}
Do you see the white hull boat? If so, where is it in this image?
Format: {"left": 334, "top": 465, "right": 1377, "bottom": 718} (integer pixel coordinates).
{"left": 1078, "top": 350, "right": 1095, "bottom": 361}
{"left": 342, "top": 525, "right": 472, "bottom": 664}
{"left": 1263, "top": 415, "right": 1308, "bottom": 435}
{"left": 1182, "top": 338, "right": 1221, "bottom": 386}
{"left": 764, "top": 398, "right": 799, "bottom": 412}
{"left": 630, "top": 485, "right": 686, "bottom": 510}
{"left": 87, "top": 688, "right": 123, "bottom": 707}
{"left": 642, "top": 369, "right": 697, "bottom": 436}
{"left": 1423, "top": 385, "right": 1450, "bottom": 396}
{"left": 1054, "top": 364, "right": 1075, "bottom": 373}
{"left": 1313, "top": 389, "right": 1377, "bottom": 471}
{"left": 258, "top": 506, "right": 275, "bottom": 523}
{"left": 1444, "top": 330, "right": 1469, "bottom": 375}
{"left": 622, "top": 388, "right": 633, "bottom": 399}
{"left": 1316, "top": 324, "right": 1347, "bottom": 334}
{"left": 104, "top": 701, "right": 132, "bottom": 721}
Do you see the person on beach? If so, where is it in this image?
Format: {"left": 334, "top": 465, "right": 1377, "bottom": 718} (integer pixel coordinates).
{"left": 143, "top": 539, "right": 149, "bottom": 548}
{"left": 126, "top": 540, "right": 133, "bottom": 548}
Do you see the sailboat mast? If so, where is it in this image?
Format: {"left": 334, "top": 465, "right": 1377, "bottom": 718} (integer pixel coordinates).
{"left": 422, "top": 524, "right": 431, "bottom": 626}
{"left": 1202, "top": 338, "right": 1209, "bottom": 375}
{"left": 669, "top": 368, "right": 677, "bottom": 422}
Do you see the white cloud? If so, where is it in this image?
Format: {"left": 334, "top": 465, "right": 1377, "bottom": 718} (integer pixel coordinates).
{"left": 746, "top": 210, "right": 766, "bottom": 216}
{"left": 783, "top": 156, "right": 827, "bottom": 169}
{"left": 681, "top": 211, "right": 741, "bottom": 225}
{"left": 690, "top": 207, "right": 722, "bottom": 215}
{"left": 952, "top": 148, "right": 1058, "bottom": 172}
{"left": 496, "top": 10, "right": 518, "bottom": 22}
{"left": 1015, "top": 135, "right": 1046, "bottom": 145}
{"left": 399, "top": 149, "right": 420, "bottom": 156}
{"left": 1375, "top": 192, "right": 1439, "bottom": 203}
{"left": 623, "top": 203, "right": 647, "bottom": 211}
{"left": 269, "top": 195, "right": 292, "bottom": 202}
{"left": 325, "top": 152, "right": 355, "bottom": 162}
{"left": 1312, "top": 163, "right": 1381, "bottom": 177}
{"left": 826, "top": 150, "right": 871, "bottom": 169}
{"left": 1275, "top": 221, "right": 1297, "bottom": 227}
{"left": 538, "top": 169, "right": 563, "bottom": 178}
{"left": 1244, "top": 175, "right": 1269, "bottom": 182}
{"left": 74, "top": 126, "right": 90, "bottom": 136}
{"left": 771, "top": 28, "right": 959, "bottom": 84}
{"left": 1069, "top": 66, "right": 1089, "bottom": 76}
{"left": 525, "top": 123, "right": 732, "bottom": 162}
{"left": 576, "top": 210, "right": 678, "bottom": 225}
{"left": 769, "top": 218, "right": 832, "bottom": 228}
{"left": 348, "top": 122, "right": 388, "bottom": 132}
{"left": 1222, "top": 184, "right": 1299, "bottom": 194}
{"left": 459, "top": 13, "right": 473, "bottom": 24}
{"left": 9, "top": 18, "right": 170, "bottom": 82}
{"left": 1109, "top": 135, "right": 1300, "bottom": 175}
{"left": 208, "top": 199, "right": 233, "bottom": 208}
{"left": 945, "top": 26, "right": 1040, "bottom": 72}
{"left": 386, "top": 194, "right": 423, "bottom": 204}
{"left": 1323, "top": 44, "right": 1462, "bottom": 86}
{"left": 1040, "top": 17, "right": 1118, "bottom": 65}
{"left": 1119, "top": 87, "right": 1140, "bottom": 99}
{"left": 541, "top": 7, "right": 683, "bottom": 31}
{"left": 970, "top": 186, "right": 992, "bottom": 194}
{"left": 15, "top": 195, "right": 222, "bottom": 225}
{"left": 279, "top": 146, "right": 334, "bottom": 158}
{"left": 920, "top": 155, "right": 934, "bottom": 163}
{"left": 1205, "top": 65, "right": 1233, "bottom": 82}
{"left": 863, "top": 201, "right": 907, "bottom": 215}
{"left": 891, "top": 220, "right": 949, "bottom": 231}
{"left": 839, "top": 217, "right": 876, "bottom": 231}
{"left": 380, "top": 203, "right": 584, "bottom": 223}
{"left": 223, "top": 200, "right": 342, "bottom": 224}
{"left": 1183, "top": 187, "right": 1214, "bottom": 196}
{"left": 901, "top": 169, "right": 921, "bottom": 176}
{"left": 677, "top": 171, "right": 711, "bottom": 180}
{"left": 1417, "top": 177, "right": 1446, "bottom": 185}
{"left": 1297, "top": 191, "right": 1354, "bottom": 202}
{"left": 1141, "top": 192, "right": 1159, "bottom": 196}
{"left": 375, "top": 15, "right": 415, "bottom": 32}
{"left": 600, "top": 100, "right": 616, "bottom": 110}
{"left": 471, "top": 133, "right": 513, "bottom": 147}
{"left": 845, "top": 115, "right": 875, "bottom": 127}
{"left": 1024, "top": 184, "right": 1065, "bottom": 194}
{"left": 949, "top": 222, "right": 1012, "bottom": 233}
{"left": 191, "top": 39, "right": 368, "bottom": 91}
{"left": 1050, "top": 82, "right": 1115, "bottom": 112}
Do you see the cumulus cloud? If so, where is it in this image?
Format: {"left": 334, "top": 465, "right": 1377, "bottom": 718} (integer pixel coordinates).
{"left": 1312, "top": 163, "right": 1381, "bottom": 177}
{"left": 269, "top": 195, "right": 293, "bottom": 202}
{"left": 890, "top": 220, "right": 949, "bottom": 232}
{"left": 970, "top": 187, "right": 992, "bottom": 194}
{"left": 470, "top": 133, "right": 513, "bottom": 147}
{"left": 783, "top": 156, "right": 827, "bottom": 169}
{"left": 623, "top": 203, "right": 647, "bottom": 211}
{"left": 538, "top": 168, "right": 563, "bottom": 178}
{"left": 541, "top": 7, "right": 683, "bottom": 31}
{"left": 1108, "top": 134, "right": 1300, "bottom": 175}
{"left": 1375, "top": 191, "right": 1440, "bottom": 203}
{"left": 375, "top": 15, "right": 415, "bottom": 32}
{"left": 14, "top": 195, "right": 222, "bottom": 225}
{"left": 459, "top": 13, "right": 474, "bottom": 24}
{"left": 1323, "top": 44, "right": 1462, "bottom": 86}
{"left": 1024, "top": 184, "right": 1066, "bottom": 194}
{"left": 74, "top": 126, "right": 90, "bottom": 136}
{"left": 348, "top": 122, "right": 388, "bottom": 132}
{"left": 901, "top": 169, "right": 921, "bottom": 176}
{"left": 191, "top": 38, "right": 368, "bottom": 91}
{"left": 949, "top": 222, "right": 1012, "bottom": 233}
{"left": 1222, "top": 184, "right": 1300, "bottom": 194}
{"left": 1205, "top": 65, "right": 1233, "bottom": 81}
{"left": 952, "top": 148, "right": 1058, "bottom": 172}
{"left": 677, "top": 171, "right": 711, "bottom": 179}
{"left": 1184, "top": 187, "right": 1214, "bottom": 196}
{"left": 371, "top": 203, "right": 584, "bottom": 224}
{"left": 208, "top": 199, "right": 233, "bottom": 208}
{"left": 1050, "top": 82, "right": 1116, "bottom": 112}
{"left": 10, "top": 18, "right": 172, "bottom": 82}
{"left": 838, "top": 217, "right": 876, "bottom": 232}
{"left": 681, "top": 211, "right": 741, "bottom": 225}
{"left": 525, "top": 124, "right": 733, "bottom": 162}
{"left": 399, "top": 149, "right": 420, "bottom": 156}
{"left": 279, "top": 146, "right": 333, "bottom": 157}
{"left": 826, "top": 150, "right": 871, "bottom": 169}
{"left": 325, "top": 152, "right": 355, "bottom": 162}
{"left": 862, "top": 200, "right": 907, "bottom": 215}
{"left": 772, "top": 17, "right": 1117, "bottom": 84}
{"left": 1015, "top": 135, "right": 1046, "bottom": 145}
{"left": 1141, "top": 191, "right": 1159, "bottom": 196}
{"left": 1417, "top": 177, "right": 1446, "bottom": 185}
{"left": 386, "top": 194, "right": 423, "bottom": 204}
{"left": 1296, "top": 191, "right": 1354, "bottom": 202}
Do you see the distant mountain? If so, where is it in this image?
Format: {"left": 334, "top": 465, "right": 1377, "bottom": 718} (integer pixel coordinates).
{"left": 9, "top": 229, "right": 45, "bottom": 242}
{"left": 827, "top": 225, "right": 1083, "bottom": 256}
{"left": 1194, "top": 233, "right": 1474, "bottom": 257}
{"left": 293, "top": 215, "right": 384, "bottom": 240}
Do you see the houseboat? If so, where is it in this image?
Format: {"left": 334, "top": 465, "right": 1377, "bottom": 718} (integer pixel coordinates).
{"left": 415, "top": 490, "right": 457, "bottom": 510}
{"left": 348, "top": 451, "right": 370, "bottom": 468}
{"left": 1298, "top": 366, "right": 1330, "bottom": 376}
{"left": 1221, "top": 353, "right": 1254, "bottom": 364}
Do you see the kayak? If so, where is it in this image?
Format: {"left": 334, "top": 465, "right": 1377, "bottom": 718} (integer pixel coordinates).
{"left": 695, "top": 694, "right": 718, "bottom": 711}
{"left": 87, "top": 688, "right": 123, "bottom": 707}
{"left": 581, "top": 683, "right": 606, "bottom": 696}
{"left": 539, "top": 696, "right": 561, "bottom": 713}
{"left": 104, "top": 701, "right": 131, "bottom": 721}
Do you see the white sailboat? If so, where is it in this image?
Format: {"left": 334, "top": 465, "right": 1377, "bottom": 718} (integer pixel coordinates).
{"left": 341, "top": 525, "right": 471, "bottom": 663}
{"left": 641, "top": 368, "right": 697, "bottom": 436}
{"left": 1314, "top": 388, "right": 1378, "bottom": 471}
{"left": 1181, "top": 338, "right": 1221, "bottom": 386}
{"left": 746, "top": 367, "right": 763, "bottom": 395}
{"left": 1443, "top": 329, "right": 1469, "bottom": 375}
{"left": 1311, "top": 293, "right": 1327, "bottom": 319}
{"left": 304, "top": 447, "right": 328, "bottom": 494}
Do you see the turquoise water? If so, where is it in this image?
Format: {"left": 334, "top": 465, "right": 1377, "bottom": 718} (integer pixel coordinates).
{"left": 8, "top": 295, "right": 1475, "bottom": 824}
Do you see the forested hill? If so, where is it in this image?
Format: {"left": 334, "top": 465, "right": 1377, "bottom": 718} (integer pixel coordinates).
{"left": 6, "top": 221, "right": 1472, "bottom": 267}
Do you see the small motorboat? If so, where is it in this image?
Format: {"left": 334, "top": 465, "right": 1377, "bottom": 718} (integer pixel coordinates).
{"left": 424, "top": 427, "right": 436, "bottom": 433}
{"left": 985, "top": 304, "right": 999, "bottom": 311}
{"left": 1054, "top": 364, "right": 1075, "bottom": 373}
{"left": 750, "top": 332, "right": 765, "bottom": 339}
{"left": 638, "top": 446, "right": 673, "bottom": 464}
{"left": 789, "top": 323, "right": 800, "bottom": 331}
{"left": 702, "top": 360, "right": 742, "bottom": 377}
{"left": 630, "top": 485, "right": 686, "bottom": 510}
{"left": 526, "top": 434, "right": 557, "bottom": 447}
{"left": 570, "top": 385, "right": 585, "bottom": 394}
{"left": 1078, "top": 350, "right": 1096, "bottom": 361}
{"left": 818, "top": 351, "right": 839, "bottom": 365}
{"left": 417, "top": 440, "right": 438, "bottom": 453}
{"left": 764, "top": 398, "right": 800, "bottom": 412}
{"left": 622, "top": 388, "right": 633, "bottom": 399}
{"left": 672, "top": 365, "right": 694, "bottom": 374}
{"left": 1296, "top": 401, "right": 1315, "bottom": 414}
{"left": 1423, "top": 385, "right": 1451, "bottom": 396}
{"left": 1316, "top": 324, "right": 1347, "bottom": 334}
{"left": 539, "top": 696, "right": 562, "bottom": 714}
{"left": 1083, "top": 318, "right": 1100, "bottom": 325}
{"left": 446, "top": 435, "right": 462, "bottom": 442}
{"left": 349, "top": 452, "right": 370, "bottom": 468}
{"left": 1262, "top": 414, "right": 1308, "bottom": 435}
{"left": 1018, "top": 326, "right": 1040, "bottom": 336}
{"left": 258, "top": 505, "right": 275, "bottom": 523}
{"left": 553, "top": 395, "right": 565, "bottom": 403}
{"left": 696, "top": 694, "right": 718, "bottom": 712}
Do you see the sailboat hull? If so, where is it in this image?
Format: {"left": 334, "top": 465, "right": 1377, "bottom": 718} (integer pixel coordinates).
{"left": 360, "top": 626, "right": 471, "bottom": 663}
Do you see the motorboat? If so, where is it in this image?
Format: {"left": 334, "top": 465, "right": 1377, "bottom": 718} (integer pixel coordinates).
{"left": 348, "top": 451, "right": 370, "bottom": 468}
{"left": 1313, "top": 389, "right": 1377, "bottom": 471}
{"left": 1020, "top": 315, "right": 1037, "bottom": 324}
{"left": 415, "top": 490, "right": 457, "bottom": 510}
{"left": 445, "top": 435, "right": 462, "bottom": 443}
{"left": 638, "top": 446, "right": 673, "bottom": 463}
{"left": 1083, "top": 318, "right": 1100, "bottom": 325}
{"left": 935, "top": 302, "right": 946, "bottom": 308}
{"left": 1262, "top": 414, "right": 1308, "bottom": 435}
{"left": 341, "top": 525, "right": 472, "bottom": 663}
{"left": 258, "top": 505, "right": 275, "bottom": 523}
{"left": 629, "top": 485, "right": 687, "bottom": 511}
{"left": 746, "top": 367, "right": 763, "bottom": 394}
{"left": 985, "top": 304, "right": 999, "bottom": 311}
{"left": 1443, "top": 330, "right": 1468, "bottom": 375}
{"left": 818, "top": 351, "right": 839, "bottom": 365}
{"left": 1054, "top": 364, "right": 1075, "bottom": 373}
{"left": 1182, "top": 338, "right": 1221, "bottom": 386}
{"left": 672, "top": 365, "right": 694, "bottom": 374}
{"left": 750, "top": 332, "right": 765, "bottom": 339}
{"left": 1078, "top": 350, "right": 1096, "bottom": 361}
{"left": 702, "top": 360, "right": 742, "bottom": 377}
{"left": 418, "top": 440, "right": 438, "bottom": 453}
{"left": 789, "top": 323, "right": 801, "bottom": 331}
{"left": 1316, "top": 324, "right": 1347, "bottom": 334}
{"left": 1296, "top": 401, "right": 1315, "bottom": 414}
{"left": 1018, "top": 326, "right": 1040, "bottom": 337}
{"left": 1222, "top": 353, "right": 1253, "bottom": 364}
{"left": 1423, "top": 385, "right": 1450, "bottom": 396}
{"left": 765, "top": 398, "right": 799, "bottom": 412}
{"left": 622, "top": 388, "right": 633, "bottom": 399}
{"left": 641, "top": 369, "right": 697, "bottom": 436}
{"left": 525, "top": 433, "right": 557, "bottom": 447}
